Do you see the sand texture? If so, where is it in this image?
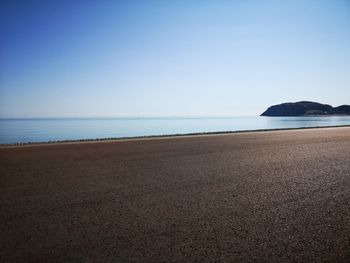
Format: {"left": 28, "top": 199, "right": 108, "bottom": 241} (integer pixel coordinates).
{"left": 1, "top": 127, "right": 350, "bottom": 262}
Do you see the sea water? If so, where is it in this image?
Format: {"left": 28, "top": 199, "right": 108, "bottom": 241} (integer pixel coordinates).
{"left": 1, "top": 116, "right": 350, "bottom": 144}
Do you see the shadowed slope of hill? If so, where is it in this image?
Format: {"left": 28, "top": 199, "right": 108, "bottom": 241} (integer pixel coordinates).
{"left": 261, "top": 101, "right": 350, "bottom": 116}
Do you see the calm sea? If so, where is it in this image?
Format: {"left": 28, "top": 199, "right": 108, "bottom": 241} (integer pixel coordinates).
{"left": 1, "top": 116, "right": 350, "bottom": 144}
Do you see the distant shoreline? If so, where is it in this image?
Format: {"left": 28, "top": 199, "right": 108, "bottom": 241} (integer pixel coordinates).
{"left": 261, "top": 101, "right": 350, "bottom": 116}
{"left": 1, "top": 124, "right": 350, "bottom": 147}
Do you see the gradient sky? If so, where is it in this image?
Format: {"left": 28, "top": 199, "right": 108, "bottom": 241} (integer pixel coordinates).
{"left": 1, "top": 0, "right": 350, "bottom": 117}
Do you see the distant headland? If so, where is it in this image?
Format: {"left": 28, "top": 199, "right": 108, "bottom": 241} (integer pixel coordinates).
{"left": 261, "top": 101, "right": 350, "bottom": 116}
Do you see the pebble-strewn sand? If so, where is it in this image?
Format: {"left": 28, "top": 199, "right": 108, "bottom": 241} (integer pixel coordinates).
{"left": 1, "top": 127, "right": 350, "bottom": 261}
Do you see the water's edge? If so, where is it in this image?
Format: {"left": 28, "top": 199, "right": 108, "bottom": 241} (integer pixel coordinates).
{"left": 2, "top": 125, "right": 349, "bottom": 147}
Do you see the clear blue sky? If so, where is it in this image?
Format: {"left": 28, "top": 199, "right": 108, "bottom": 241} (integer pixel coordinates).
{"left": 1, "top": 0, "right": 349, "bottom": 117}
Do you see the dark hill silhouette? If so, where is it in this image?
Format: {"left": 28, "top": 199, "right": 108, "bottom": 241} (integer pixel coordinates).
{"left": 261, "top": 101, "right": 350, "bottom": 116}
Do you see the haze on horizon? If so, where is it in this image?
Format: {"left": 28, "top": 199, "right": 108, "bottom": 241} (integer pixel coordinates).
{"left": 1, "top": 0, "right": 349, "bottom": 118}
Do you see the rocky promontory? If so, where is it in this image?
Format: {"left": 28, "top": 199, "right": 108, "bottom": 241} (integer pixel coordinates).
{"left": 261, "top": 101, "right": 350, "bottom": 116}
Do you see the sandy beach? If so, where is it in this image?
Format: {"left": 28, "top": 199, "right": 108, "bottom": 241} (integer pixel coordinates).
{"left": 1, "top": 127, "right": 350, "bottom": 261}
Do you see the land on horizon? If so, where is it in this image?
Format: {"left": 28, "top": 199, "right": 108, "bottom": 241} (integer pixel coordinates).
{"left": 261, "top": 101, "right": 350, "bottom": 117}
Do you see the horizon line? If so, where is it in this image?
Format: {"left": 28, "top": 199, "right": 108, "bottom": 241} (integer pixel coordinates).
{"left": 0, "top": 115, "right": 259, "bottom": 120}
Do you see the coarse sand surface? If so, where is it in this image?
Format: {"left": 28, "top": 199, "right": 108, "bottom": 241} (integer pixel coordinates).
{"left": 1, "top": 127, "right": 350, "bottom": 261}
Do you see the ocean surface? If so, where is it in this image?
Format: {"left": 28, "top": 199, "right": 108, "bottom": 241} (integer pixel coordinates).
{"left": 1, "top": 116, "right": 350, "bottom": 144}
